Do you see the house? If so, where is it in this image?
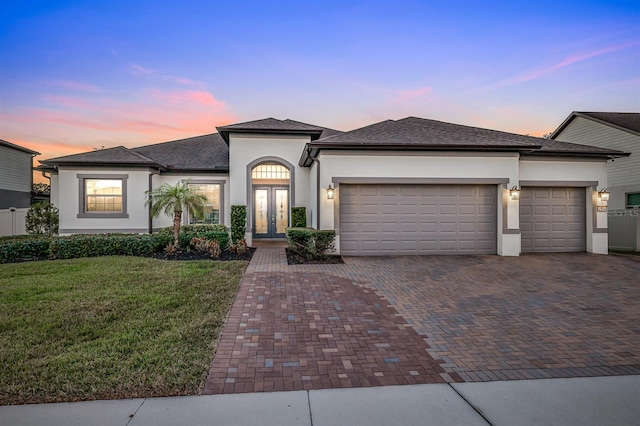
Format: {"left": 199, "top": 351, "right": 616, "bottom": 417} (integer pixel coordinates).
{"left": 0, "top": 139, "right": 40, "bottom": 236}
{"left": 39, "top": 116, "right": 628, "bottom": 256}
{"left": 551, "top": 112, "right": 640, "bottom": 251}
{"left": 0, "top": 139, "right": 40, "bottom": 209}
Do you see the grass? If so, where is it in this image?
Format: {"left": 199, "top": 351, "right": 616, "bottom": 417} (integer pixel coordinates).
{"left": 0, "top": 256, "right": 247, "bottom": 405}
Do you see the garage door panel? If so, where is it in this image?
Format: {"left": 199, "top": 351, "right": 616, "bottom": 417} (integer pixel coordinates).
{"left": 520, "top": 187, "right": 585, "bottom": 253}
{"left": 340, "top": 184, "right": 496, "bottom": 255}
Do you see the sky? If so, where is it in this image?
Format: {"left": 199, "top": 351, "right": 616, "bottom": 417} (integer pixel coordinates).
{"left": 1, "top": 0, "right": 639, "bottom": 181}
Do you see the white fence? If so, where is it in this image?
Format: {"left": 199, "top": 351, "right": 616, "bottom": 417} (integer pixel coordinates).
{"left": 608, "top": 210, "right": 640, "bottom": 252}
{"left": 0, "top": 208, "right": 28, "bottom": 236}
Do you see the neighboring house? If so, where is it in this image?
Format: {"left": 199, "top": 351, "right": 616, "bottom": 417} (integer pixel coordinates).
{"left": 39, "top": 116, "right": 627, "bottom": 256}
{"left": 0, "top": 139, "right": 40, "bottom": 236}
{"left": 551, "top": 112, "right": 640, "bottom": 251}
{"left": 0, "top": 139, "right": 39, "bottom": 209}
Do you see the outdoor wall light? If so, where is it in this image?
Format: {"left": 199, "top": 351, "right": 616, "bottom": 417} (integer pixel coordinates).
{"left": 326, "top": 184, "right": 335, "bottom": 200}
{"left": 509, "top": 186, "right": 520, "bottom": 200}
{"left": 598, "top": 188, "right": 610, "bottom": 202}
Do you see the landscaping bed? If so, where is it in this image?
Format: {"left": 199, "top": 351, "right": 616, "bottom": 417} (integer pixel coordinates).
{"left": 285, "top": 248, "right": 343, "bottom": 265}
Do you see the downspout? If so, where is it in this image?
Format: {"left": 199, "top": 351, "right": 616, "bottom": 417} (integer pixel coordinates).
{"left": 314, "top": 157, "right": 321, "bottom": 229}
{"left": 148, "top": 169, "right": 160, "bottom": 234}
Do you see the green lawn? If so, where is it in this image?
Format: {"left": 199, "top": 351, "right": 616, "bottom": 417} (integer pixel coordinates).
{"left": 0, "top": 256, "right": 247, "bottom": 405}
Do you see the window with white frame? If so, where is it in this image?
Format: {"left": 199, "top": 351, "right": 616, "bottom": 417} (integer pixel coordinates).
{"left": 187, "top": 182, "right": 222, "bottom": 224}
{"left": 77, "top": 174, "right": 128, "bottom": 218}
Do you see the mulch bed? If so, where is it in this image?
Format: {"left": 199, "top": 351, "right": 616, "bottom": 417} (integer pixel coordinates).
{"left": 285, "top": 248, "right": 344, "bottom": 265}
{"left": 149, "top": 247, "right": 255, "bottom": 262}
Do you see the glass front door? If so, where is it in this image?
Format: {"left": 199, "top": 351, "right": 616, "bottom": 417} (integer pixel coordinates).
{"left": 253, "top": 187, "right": 288, "bottom": 238}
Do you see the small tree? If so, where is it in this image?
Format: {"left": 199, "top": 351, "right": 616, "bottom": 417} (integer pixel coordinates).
{"left": 145, "top": 180, "right": 207, "bottom": 248}
{"left": 25, "top": 202, "right": 59, "bottom": 236}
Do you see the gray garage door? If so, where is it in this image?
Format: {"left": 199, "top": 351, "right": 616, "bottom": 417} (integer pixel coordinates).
{"left": 520, "top": 187, "right": 586, "bottom": 253}
{"left": 339, "top": 184, "right": 497, "bottom": 255}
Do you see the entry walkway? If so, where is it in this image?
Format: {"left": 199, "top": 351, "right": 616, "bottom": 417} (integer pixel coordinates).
{"left": 203, "top": 248, "right": 451, "bottom": 394}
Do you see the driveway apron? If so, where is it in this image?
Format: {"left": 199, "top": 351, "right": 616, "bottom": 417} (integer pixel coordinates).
{"left": 204, "top": 249, "right": 640, "bottom": 394}
{"left": 203, "top": 248, "right": 451, "bottom": 394}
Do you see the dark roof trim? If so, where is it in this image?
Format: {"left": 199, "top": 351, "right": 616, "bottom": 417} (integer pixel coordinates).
{"left": 551, "top": 111, "right": 640, "bottom": 139}
{"left": 217, "top": 127, "right": 324, "bottom": 144}
{"left": 299, "top": 143, "right": 627, "bottom": 167}
{"left": 299, "top": 143, "right": 540, "bottom": 167}
{"left": 0, "top": 139, "right": 40, "bottom": 155}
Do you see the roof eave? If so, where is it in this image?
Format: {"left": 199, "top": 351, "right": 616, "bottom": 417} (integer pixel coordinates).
{"left": 522, "top": 151, "right": 631, "bottom": 160}
{"left": 551, "top": 112, "right": 640, "bottom": 139}
{"left": 39, "top": 161, "right": 160, "bottom": 168}
{"left": 217, "top": 128, "right": 324, "bottom": 144}
{"left": 306, "top": 143, "right": 539, "bottom": 151}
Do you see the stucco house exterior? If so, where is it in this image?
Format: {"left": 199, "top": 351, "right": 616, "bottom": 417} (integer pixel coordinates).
{"left": 551, "top": 112, "right": 640, "bottom": 251}
{"left": 0, "top": 139, "right": 40, "bottom": 236}
{"left": 39, "top": 116, "right": 627, "bottom": 256}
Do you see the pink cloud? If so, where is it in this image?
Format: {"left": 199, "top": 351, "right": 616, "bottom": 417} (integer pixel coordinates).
{"left": 129, "top": 64, "right": 205, "bottom": 88}
{"left": 491, "top": 40, "right": 640, "bottom": 89}
{"left": 0, "top": 86, "right": 238, "bottom": 162}
{"left": 150, "top": 89, "right": 225, "bottom": 107}
{"left": 394, "top": 87, "right": 433, "bottom": 102}
{"left": 50, "top": 80, "right": 100, "bottom": 92}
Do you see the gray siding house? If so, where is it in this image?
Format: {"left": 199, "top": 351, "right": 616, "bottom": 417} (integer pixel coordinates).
{"left": 551, "top": 112, "right": 640, "bottom": 251}
{"left": 0, "top": 139, "right": 39, "bottom": 209}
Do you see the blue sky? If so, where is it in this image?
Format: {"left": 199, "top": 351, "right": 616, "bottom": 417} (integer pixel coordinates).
{"left": 1, "top": 0, "right": 638, "bottom": 167}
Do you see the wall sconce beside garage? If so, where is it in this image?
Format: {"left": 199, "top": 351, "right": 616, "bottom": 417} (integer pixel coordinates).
{"left": 509, "top": 186, "right": 520, "bottom": 200}
{"left": 326, "top": 184, "right": 335, "bottom": 200}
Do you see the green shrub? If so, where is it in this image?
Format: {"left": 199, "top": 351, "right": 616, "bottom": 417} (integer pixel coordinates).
{"left": 230, "top": 205, "right": 247, "bottom": 244}
{"left": 286, "top": 228, "right": 336, "bottom": 260}
{"left": 25, "top": 202, "right": 59, "bottom": 236}
{"left": 49, "top": 234, "right": 170, "bottom": 259}
{"left": 0, "top": 237, "right": 51, "bottom": 263}
{"left": 291, "top": 207, "right": 307, "bottom": 228}
{"left": 157, "top": 224, "right": 230, "bottom": 250}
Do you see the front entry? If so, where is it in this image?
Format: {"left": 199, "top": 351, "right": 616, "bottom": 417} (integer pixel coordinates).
{"left": 253, "top": 186, "right": 289, "bottom": 238}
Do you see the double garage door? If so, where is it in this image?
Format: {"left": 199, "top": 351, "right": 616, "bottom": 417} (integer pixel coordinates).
{"left": 340, "top": 184, "right": 497, "bottom": 255}
{"left": 339, "top": 184, "right": 586, "bottom": 256}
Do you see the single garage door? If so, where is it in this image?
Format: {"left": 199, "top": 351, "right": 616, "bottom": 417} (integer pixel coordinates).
{"left": 339, "top": 184, "right": 497, "bottom": 255}
{"left": 520, "top": 187, "right": 585, "bottom": 253}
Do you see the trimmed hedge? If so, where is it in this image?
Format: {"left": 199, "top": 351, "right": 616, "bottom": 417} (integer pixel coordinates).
{"left": 230, "top": 205, "right": 247, "bottom": 244}
{"left": 291, "top": 207, "right": 307, "bottom": 228}
{"left": 0, "top": 237, "right": 51, "bottom": 263}
{"left": 286, "top": 228, "right": 336, "bottom": 260}
{"left": 1, "top": 225, "right": 232, "bottom": 263}
{"left": 157, "top": 224, "right": 230, "bottom": 250}
{"left": 49, "top": 234, "right": 170, "bottom": 259}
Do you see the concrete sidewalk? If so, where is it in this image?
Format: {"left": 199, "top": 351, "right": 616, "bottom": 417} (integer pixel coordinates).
{"left": 2, "top": 375, "right": 639, "bottom": 426}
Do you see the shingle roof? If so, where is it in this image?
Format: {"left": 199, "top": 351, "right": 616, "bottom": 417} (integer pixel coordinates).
{"left": 40, "top": 134, "right": 229, "bottom": 171}
{"left": 132, "top": 133, "right": 228, "bottom": 170}
{"left": 217, "top": 118, "right": 340, "bottom": 143}
{"left": 42, "top": 146, "right": 156, "bottom": 165}
{"left": 0, "top": 139, "right": 40, "bottom": 155}
{"left": 315, "top": 117, "right": 540, "bottom": 147}
{"left": 551, "top": 112, "right": 640, "bottom": 138}
{"left": 300, "top": 116, "right": 628, "bottom": 166}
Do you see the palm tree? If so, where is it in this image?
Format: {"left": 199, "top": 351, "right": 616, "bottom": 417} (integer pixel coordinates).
{"left": 145, "top": 179, "right": 207, "bottom": 247}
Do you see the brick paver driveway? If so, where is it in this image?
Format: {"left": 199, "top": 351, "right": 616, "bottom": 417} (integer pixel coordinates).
{"left": 203, "top": 249, "right": 640, "bottom": 394}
